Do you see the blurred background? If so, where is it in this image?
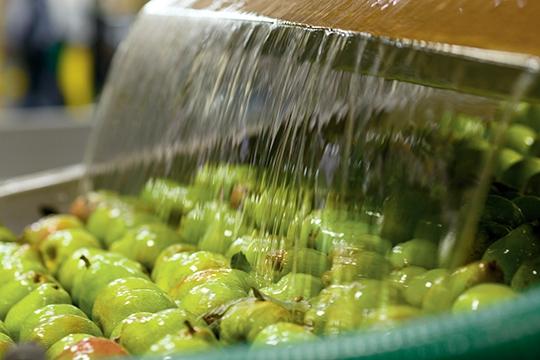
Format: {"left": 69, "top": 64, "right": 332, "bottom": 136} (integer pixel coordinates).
{"left": 0, "top": 0, "right": 148, "bottom": 180}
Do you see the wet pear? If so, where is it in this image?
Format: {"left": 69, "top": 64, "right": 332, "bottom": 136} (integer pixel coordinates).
{"left": 503, "top": 124, "right": 536, "bottom": 155}
{"left": 261, "top": 273, "right": 323, "bottom": 302}
{"left": 152, "top": 250, "right": 229, "bottom": 294}
{"left": 19, "top": 304, "right": 88, "bottom": 340}
{"left": 501, "top": 158, "right": 540, "bottom": 190}
{"left": 111, "top": 309, "right": 207, "bottom": 355}
{"left": 389, "top": 239, "right": 439, "bottom": 269}
{"left": 283, "top": 248, "right": 329, "bottom": 278}
{"left": 146, "top": 335, "right": 212, "bottom": 356}
{"left": 403, "top": 268, "right": 448, "bottom": 307}
{"left": 422, "top": 261, "right": 504, "bottom": 312}
{"left": 511, "top": 256, "right": 540, "bottom": 291}
{"left": 452, "top": 284, "right": 517, "bottom": 312}
{"left": 178, "top": 202, "right": 229, "bottom": 245}
{"left": 220, "top": 298, "right": 291, "bottom": 343}
{"left": 110, "top": 223, "right": 183, "bottom": 269}
{"left": 198, "top": 211, "right": 246, "bottom": 254}
{"left": 19, "top": 314, "right": 102, "bottom": 349}
{"left": 513, "top": 196, "right": 540, "bottom": 223}
{"left": 483, "top": 224, "right": 540, "bottom": 283}
{"left": 252, "top": 322, "right": 316, "bottom": 347}
{"left": 326, "top": 251, "right": 392, "bottom": 284}
{"left": 56, "top": 248, "right": 107, "bottom": 292}
{"left": 23, "top": 215, "right": 82, "bottom": 248}
{"left": 54, "top": 337, "right": 128, "bottom": 360}
{"left": 40, "top": 229, "right": 101, "bottom": 273}
{"left": 363, "top": 305, "right": 422, "bottom": 329}
{"left": 5, "top": 283, "right": 71, "bottom": 339}
{"left": 92, "top": 277, "right": 175, "bottom": 336}
{"left": 387, "top": 266, "right": 427, "bottom": 291}
{"left": 152, "top": 243, "right": 198, "bottom": 272}
{"left": 495, "top": 149, "right": 523, "bottom": 178}
{"left": 46, "top": 334, "right": 98, "bottom": 360}
{"left": 0, "top": 271, "right": 54, "bottom": 320}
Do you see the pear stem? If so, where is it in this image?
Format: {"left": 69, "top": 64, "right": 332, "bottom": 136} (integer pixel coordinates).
{"left": 80, "top": 255, "right": 91, "bottom": 268}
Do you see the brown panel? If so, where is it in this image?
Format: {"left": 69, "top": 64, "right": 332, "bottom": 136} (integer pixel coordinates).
{"left": 188, "top": 0, "right": 540, "bottom": 57}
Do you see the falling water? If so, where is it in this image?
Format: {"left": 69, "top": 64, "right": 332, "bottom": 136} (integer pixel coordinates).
{"left": 84, "top": 0, "right": 538, "bottom": 333}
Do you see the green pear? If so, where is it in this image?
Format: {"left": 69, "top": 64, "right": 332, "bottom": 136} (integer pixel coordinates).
{"left": 495, "top": 148, "right": 522, "bottom": 177}
{"left": 225, "top": 237, "right": 252, "bottom": 259}
{"left": 69, "top": 190, "right": 119, "bottom": 222}
{"left": 178, "top": 202, "right": 229, "bottom": 245}
{"left": 363, "top": 305, "right": 422, "bottom": 329}
{"left": 326, "top": 251, "right": 392, "bottom": 284}
{"left": 261, "top": 273, "right": 322, "bottom": 302}
{"left": 388, "top": 239, "right": 439, "bottom": 269}
{"left": 92, "top": 277, "right": 176, "bottom": 336}
{"left": 306, "top": 280, "right": 402, "bottom": 335}
{"left": 40, "top": 229, "right": 101, "bottom": 273}
{"left": 220, "top": 298, "right": 291, "bottom": 343}
{"left": 0, "top": 333, "right": 14, "bottom": 359}
{"left": 452, "top": 284, "right": 517, "bottom": 312}
{"left": 503, "top": 124, "right": 536, "bottom": 155}
{"left": 18, "top": 304, "right": 87, "bottom": 340}
{"left": 283, "top": 248, "right": 329, "bottom": 278}
{"left": 153, "top": 243, "right": 198, "bottom": 272}
{"left": 244, "top": 235, "right": 290, "bottom": 282}
{"left": 19, "top": 314, "right": 102, "bottom": 349}
{"left": 413, "top": 218, "right": 446, "bottom": 243}
{"left": 87, "top": 205, "right": 160, "bottom": 247}
{"left": 170, "top": 269, "right": 253, "bottom": 317}
{"left": 71, "top": 255, "right": 148, "bottom": 316}
{"left": 110, "top": 309, "right": 206, "bottom": 354}
{"left": 151, "top": 251, "right": 229, "bottom": 294}
{"left": 193, "top": 164, "right": 255, "bottom": 204}
{"left": 110, "top": 223, "right": 183, "bottom": 269}
{"left": 23, "top": 215, "right": 82, "bottom": 247}
{"left": 0, "top": 271, "right": 54, "bottom": 320}
{"left": 5, "top": 283, "right": 71, "bottom": 339}
{"left": 198, "top": 211, "right": 246, "bottom": 254}
{"left": 403, "top": 268, "right": 448, "bottom": 307}
{"left": 0, "top": 321, "right": 8, "bottom": 336}
{"left": 483, "top": 224, "right": 540, "bottom": 283}
{"left": 511, "top": 256, "right": 540, "bottom": 291}
{"left": 56, "top": 248, "right": 107, "bottom": 292}
{"left": 0, "top": 226, "right": 16, "bottom": 243}
{"left": 387, "top": 266, "right": 427, "bottom": 291}
{"left": 46, "top": 333, "right": 97, "bottom": 360}
{"left": 252, "top": 322, "right": 316, "bottom": 347}
{"left": 423, "top": 260, "right": 504, "bottom": 312}
{"left": 146, "top": 335, "right": 212, "bottom": 356}
{"left": 501, "top": 158, "right": 540, "bottom": 190}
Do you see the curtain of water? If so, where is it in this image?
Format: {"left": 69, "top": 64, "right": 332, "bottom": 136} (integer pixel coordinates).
{"left": 84, "top": 6, "right": 538, "bottom": 328}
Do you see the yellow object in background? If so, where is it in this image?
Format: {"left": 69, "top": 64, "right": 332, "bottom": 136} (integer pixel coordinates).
{"left": 58, "top": 45, "right": 94, "bottom": 107}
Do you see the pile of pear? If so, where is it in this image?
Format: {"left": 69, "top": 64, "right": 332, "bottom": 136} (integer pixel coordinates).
{"left": 1, "top": 148, "right": 540, "bottom": 358}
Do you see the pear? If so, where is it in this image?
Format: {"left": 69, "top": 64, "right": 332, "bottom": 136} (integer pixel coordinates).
{"left": 363, "top": 305, "right": 422, "bottom": 329}
{"left": 170, "top": 269, "right": 253, "bottom": 317}
{"left": 261, "top": 273, "right": 323, "bottom": 302}
{"left": 403, "top": 268, "right": 448, "bottom": 307}
{"left": 69, "top": 190, "right": 116, "bottom": 222}
{"left": 193, "top": 164, "right": 255, "bottom": 204}
{"left": 151, "top": 251, "right": 229, "bottom": 294}
{"left": 179, "top": 202, "right": 229, "bottom": 245}
{"left": 71, "top": 255, "right": 148, "bottom": 316}
{"left": 452, "top": 284, "right": 517, "bottom": 312}
{"left": 0, "top": 321, "right": 8, "bottom": 336}
{"left": 283, "top": 248, "right": 329, "bottom": 278}
{"left": 48, "top": 334, "right": 128, "bottom": 360}
{"left": 495, "top": 148, "right": 522, "bottom": 177}
{"left": 326, "top": 251, "right": 392, "bottom": 284}
{"left": 110, "top": 223, "right": 183, "bottom": 269}
{"left": 423, "top": 260, "right": 504, "bottom": 312}
{"left": 0, "top": 333, "right": 14, "bottom": 359}
{"left": 387, "top": 266, "right": 427, "bottom": 291}
{"left": 198, "top": 211, "right": 246, "bottom": 254}
{"left": 388, "top": 239, "right": 439, "bottom": 269}
{"left": 413, "top": 218, "right": 446, "bottom": 243}
{"left": 86, "top": 205, "right": 160, "bottom": 247}
{"left": 503, "top": 124, "right": 536, "bottom": 155}
{"left": 252, "top": 322, "right": 316, "bottom": 347}
{"left": 304, "top": 285, "right": 355, "bottom": 335}
{"left": 46, "top": 333, "right": 97, "bottom": 359}
{"left": 220, "top": 298, "right": 291, "bottom": 343}
{"left": 111, "top": 309, "right": 208, "bottom": 354}
{"left": 483, "top": 224, "right": 540, "bottom": 283}
{"left": 0, "top": 271, "right": 54, "bottom": 320}
{"left": 501, "top": 158, "right": 540, "bottom": 190}
{"left": 92, "top": 277, "right": 176, "bottom": 336}
{"left": 18, "top": 304, "right": 88, "bottom": 341}
{"left": 244, "top": 235, "right": 290, "bottom": 282}
{"left": 19, "top": 314, "right": 102, "bottom": 349}
{"left": 5, "top": 283, "right": 71, "bottom": 339}
{"left": 480, "top": 195, "right": 524, "bottom": 229}
{"left": 511, "top": 256, "right": 540, "bottom": 291}
{"left": 152, "top": 243, "right": 198, "bottom": 272}
{"left": 56, "top": 248, "right": 107, "bottom": 292}
{"left": 0, "top": 226, "right": 16, "bottom": 243}
{"left": 225, "top": 236, "right": 253, "bottom": 259}
{"left": 146, "top": 335, "right": 212, "bottom": 356}
{"left": 40, "top": 229, "right": 101, "bottom": 273}
{"left": 23, "top": 215, "right": 82, "bottom": 247}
